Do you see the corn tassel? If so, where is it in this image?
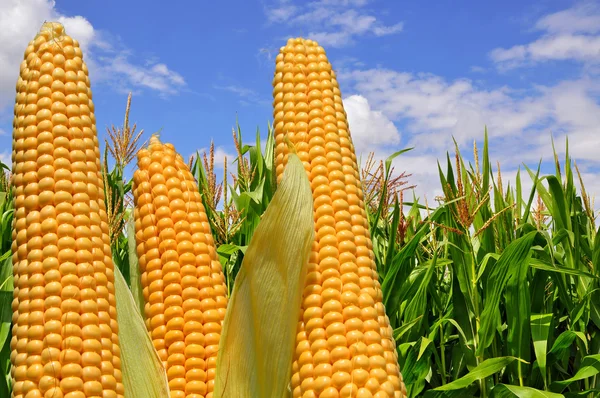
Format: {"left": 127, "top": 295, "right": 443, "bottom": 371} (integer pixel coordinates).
{"left": 272, "top": 37, "right": 407, "bottom": 398}
{"left": 132, "top": 135, "right": 227, "bottom": 398}
{"left": 10, "top": 22, "right": 124, "bottom": 398}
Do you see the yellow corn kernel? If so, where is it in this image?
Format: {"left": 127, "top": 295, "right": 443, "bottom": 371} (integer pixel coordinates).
{"left": 10, "top": 22, "right": 124, "bottom": 398}
{"left": 272, "top": 37, "right": 407, "bottom": 398}
{"left": 132, "top": 135, "right": 228, "bottom": 398}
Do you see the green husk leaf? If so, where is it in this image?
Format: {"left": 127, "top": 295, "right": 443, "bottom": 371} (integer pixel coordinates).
{"left": 115, "top": 265, "right": 170, "bottom": 397}
{"left": 126, "top": 218, "right": 145, "bottom": 317}
{"left": 214, "top": 152, "right": 314, "bottom": 398}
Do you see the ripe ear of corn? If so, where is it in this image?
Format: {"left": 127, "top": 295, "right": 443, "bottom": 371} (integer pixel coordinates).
{"left": 10, "top": 22, "right": 124, "bottom": 398}
{"left": 272, "top": 38, "right": 407, "bottom": 398}
{"left": 132, "top": 135, "right": 228, "bottom": 398}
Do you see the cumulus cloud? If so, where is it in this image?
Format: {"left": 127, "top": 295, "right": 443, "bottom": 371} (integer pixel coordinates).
{"left": 339, "top": 66, "right": 600, "bottom": 204}
{"left": 344, "top": 95, "right": 400, "bottom": 155}
{"left": 342, "top": 69, "right": 556, "bottom": 152}
{"left": 490, "top": 2, "right": 600, "bottom": 69}
{"left": 0, "top": 0, "right": 185, "bottom": 114}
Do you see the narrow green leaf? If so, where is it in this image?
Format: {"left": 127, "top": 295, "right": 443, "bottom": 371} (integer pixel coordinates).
{"left": 506, "top": 230, "right": 534, "bottom": 381}
{"left": 214, "top": 153, "right": 314, "bottom": 398}
{"left": 529, "top": 258, "right": 597, "bottom": 279}
{"left": 491, "top": 384, "right": 564, "bottom": 398}
{"left": 126, "top": 219, "right": 145, "bottom": 317}
{"left": 404, "top": 252, "right": 438, "bottom": 325}
{"left": 563, "top": 389, "right": 600, "bottom": 397}
{"left": 476, "top": 253, "right": 500, "bottom": 282}
{"left": 530, "top": 313, "right": 552, "bottom": 387}
{"left": 478, "top": 231, "right": 537, "bottom": 354}
{"left": 547, "top": 331, "right": 578, "bottom": 365}
{"left": 383, "top": 198, "right": 401, "bottom": 275}
{"left": 551, "top": 354, "right": 600, "bottom": 390}
{"left": 217, "top": 243, "right": 248, "bottom": 256}
{"left": 401, "top": 337, "right": 434, "bottom": 389}
{"left": 433, "top": 357, "right": 517, "bottom": 391}
{"left": 393, "top": 316, "right": 422, "bottom": 341}
{"left": 418, "top": 337, "right": 433, "bottom": 361}
{"left": 0, "top": 255, "right": 13, "bottom": 350}
{"left": 115, "top": 265, "right": 170, "bottom": 398}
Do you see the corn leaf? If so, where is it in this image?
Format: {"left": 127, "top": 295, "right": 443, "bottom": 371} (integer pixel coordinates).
{"left": 114, "top": 265, "right": 170, "bottom": 398}
{"left": 432, "top": 357, "right": 517, "bottom": 391}
{"left": 214, "top": 152, "right": 314, "bottom": 398}
{"left": 490, "top": 384, "right": 564, "bottom": 398}
{"left": 530, "top": 313, "right": 552, "bottom": 388}
{"left": 550, "top": 354, "right": 600, "bottom": 391}
{"left": 478, "top": 231, "right": 537, "bottom": 355}
{"left": 0, "top": 254, "right": 12, "bottom": 349}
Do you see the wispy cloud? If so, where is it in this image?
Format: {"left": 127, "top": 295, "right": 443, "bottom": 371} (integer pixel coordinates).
{"left": 214, "top": 84, "right": 270, "bottom": 106}
{"left": 0, "top": 0, "right": 186, "bottom": 114}
{"left": 102, "top": 54, "right": 185, "bottom": 95}
{"left": 264, "top": 0, "right": 403, "bottom": 47}
{"left": 490, "top": 2, "right": 600, "bottom": 69}
{"left": 0, "top": 151, "right": 10, "bottom": 166}
{"left": 470, "top": 66, "right": 487, "bottom": 73}
{"left": 266, "top": 0, "right": 298, "bottom": 23}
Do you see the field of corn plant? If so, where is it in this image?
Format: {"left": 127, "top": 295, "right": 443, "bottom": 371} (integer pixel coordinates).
{"left": 0, "top": 21, "right": 598, "bottom": 398}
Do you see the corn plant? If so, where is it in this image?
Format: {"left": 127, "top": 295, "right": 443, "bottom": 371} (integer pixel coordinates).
{"left": 370, "top": 132, "right": 600, "bottom": 397}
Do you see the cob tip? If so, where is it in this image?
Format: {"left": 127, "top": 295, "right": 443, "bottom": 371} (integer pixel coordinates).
{"left": 37, "top": 21, "right": 66, "bottom": 42}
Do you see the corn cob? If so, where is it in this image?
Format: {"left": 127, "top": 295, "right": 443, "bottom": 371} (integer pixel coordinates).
{"left": 10, "top": 22, "right": 124, "bottom": 398}
{"left": 272, "top": 38, "right": 407, "bottom": 398}
{"left": 132, "top": 136, "right": 228, "bottom": 398}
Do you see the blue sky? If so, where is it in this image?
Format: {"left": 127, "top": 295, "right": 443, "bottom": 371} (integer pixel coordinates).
{"left": 1, "top": 0, "right": 599, "bottom": 205}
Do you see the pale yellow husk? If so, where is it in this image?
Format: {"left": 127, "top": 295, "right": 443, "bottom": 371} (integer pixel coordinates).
{"left": 115, "top": 265, "right": 171, "bottom": 397}
{"left": 214, "top": 152, "right": 314, "bottom": 398}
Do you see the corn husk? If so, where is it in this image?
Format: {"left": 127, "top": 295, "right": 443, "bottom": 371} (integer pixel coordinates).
{"left": 214, "top": 152, "right": 314, "bottom": 397}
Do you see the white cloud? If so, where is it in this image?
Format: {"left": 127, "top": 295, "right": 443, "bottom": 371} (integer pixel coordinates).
{"left": 491, "top": 3, "right": 600, "bottom": 68}
{"left": 535, "top": 2, "right": 600, "bottom": 34}
{"left": 342, "top": 68, "right": 555, "bottom": 152}
{"left": 372, "top": 22, "right": 404, "bottom": 37}
{"left": 0, "top": 151, "right": 10, "bottom": 167}
{"left": 192, "top": 146, "right": 236, "bottom": 171}
{"left": 340, "top": 67, "right": 600, "bottom": 204}
{"left": 214, "top": 84, "right": 269, "bottom": 106}
{"left": 470, "top": 66, "right": 487, "bottom": 73}
{"left": 267, "top": 4, "right": 297, "bottom": 23}
{"left": 344, "top": 95, "right": 400, "bottom": 155}
{"left": 265, "top": 0, "right": 403, "bottom": 47}
{"left": 0, "top": 0, "right": 185, "bottom": 114}
{"left": 105, "top": 55, "right": 185, "bottom": 95}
